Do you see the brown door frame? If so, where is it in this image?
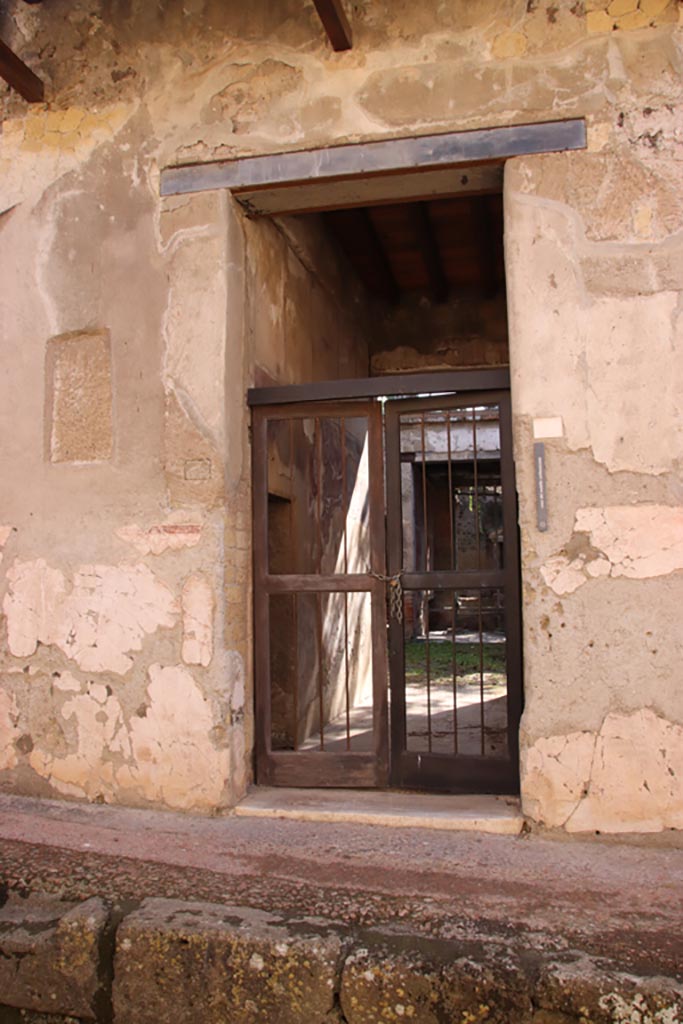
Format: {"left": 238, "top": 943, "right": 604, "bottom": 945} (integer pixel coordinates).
{"left": 384, "top": 389, "right": 522, "bottom": 795}
{"left": 248, "top": 368, "right": 521, "bottom": 792}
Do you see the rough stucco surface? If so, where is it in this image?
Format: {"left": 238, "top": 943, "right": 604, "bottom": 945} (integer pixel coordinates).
{"left": 0, "top": 0, "right": 682, "bottom": 829}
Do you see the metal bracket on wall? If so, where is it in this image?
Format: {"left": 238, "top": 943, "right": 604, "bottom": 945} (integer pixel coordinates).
{"left": 534, "top": 442, "right": 548, "bottom": 532}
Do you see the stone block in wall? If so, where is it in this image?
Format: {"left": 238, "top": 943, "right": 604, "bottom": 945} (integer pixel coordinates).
{"left": 45, "top": 330, "right": 113, "bottom": 463}
{"left": 0, "top": 895, "right": 110, "bottom": 1020}
{"left": 112, "top": 898, "right": 342, "bottom": 1024}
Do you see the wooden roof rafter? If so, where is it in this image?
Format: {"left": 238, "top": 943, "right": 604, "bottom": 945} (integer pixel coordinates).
{"left": 410, "top": 202, "right": 449, "bottom": 304}
{"left": 311, "top": 0, "right": 352, "bottom": 51}
{"left": 0, "top": 37, "right": 44, "bottom": 102}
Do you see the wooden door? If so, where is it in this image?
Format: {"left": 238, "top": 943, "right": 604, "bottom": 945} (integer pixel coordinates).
{"left": 384, "top": 391, "right": 522, "bottom": 794}
{"left": 252, "top": 399, "right": 389, "bottom": 787}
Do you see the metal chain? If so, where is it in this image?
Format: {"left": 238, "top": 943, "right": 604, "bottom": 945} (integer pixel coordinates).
{"left": 367, "top": 570, "right": 404, "bottom": 623}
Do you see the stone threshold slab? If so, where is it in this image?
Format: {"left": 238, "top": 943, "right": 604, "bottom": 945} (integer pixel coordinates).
{"left": 235, "top": 787, "right": 525, "bottom": 834}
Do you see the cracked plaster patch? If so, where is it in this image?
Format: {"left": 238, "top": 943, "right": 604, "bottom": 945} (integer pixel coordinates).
{"left": 523, "top": 709, "right": 683, "bottom": 833}
{"left": 541, "top": 505, "right": 683, "bottom": 595}
{"left": 522, "top": 730, "right": 595, "bottom": 828}
{"left": 116, "top": 521, "right": 203, "bottom": 556}
{"left": 3, "top": 559, "right": 178, "bottom": 675}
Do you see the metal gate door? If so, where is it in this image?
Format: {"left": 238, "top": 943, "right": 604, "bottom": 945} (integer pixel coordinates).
{"left": 250, "top": 372, "right": 522, "bottom": 794}
{"left": 385, "top": 391, "right": 522, "bottom": 793}
{"left": 251, "top": 398, "right": 389, "bottom": 787}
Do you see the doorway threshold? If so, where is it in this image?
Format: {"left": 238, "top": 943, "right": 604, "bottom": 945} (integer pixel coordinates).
{"left": 235, "top": 788, "right": 524, "bottom": 835}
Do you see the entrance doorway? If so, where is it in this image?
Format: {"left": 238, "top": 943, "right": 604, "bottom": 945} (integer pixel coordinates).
{"left": 250, "top": 370, "right": 522, "bottom": 794}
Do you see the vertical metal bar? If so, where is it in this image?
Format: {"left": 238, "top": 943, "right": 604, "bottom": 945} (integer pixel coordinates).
{"left": 316, "top": 591, "right": 325, "bottom": 752}
{"left": 315, "top": 417, "right": 323, "bottom": 574}
{"left": 341, "top": 417, "right": 348, "bottom": 574}
{"left": 452, "top": 587, "right": 458, "bottom": 754}
{"left": 385, "top": 405, "right": 406, "bottom": 779}
{"left": 447, "top": 412, "right": 454, "bottom": 571}
{"left": 446, "top": 413, "right": 458, "bottom": 754}
{"left": 472, "top": 406, "right": 481, "bottom": 572}
{"left": 315, "top": 418, "right": 325, "bottom": 751}
{"left": 289, "top": 418, "right": 295, "bottom": 572}
{"left": 368, "top": 401, "right": 389, "bottom": 786}
{"left": 342, "top": 415, "right": 350, "bottom": 749}
{"left": 293, "top": 592, "right": 299, "bottom": 751}
{"left": 420, "top": 414, "right": 429, "bottom": 574}
{"left": 424, "top": 589, "right": 432, "bottom": 753}
{"left": 419, "top": 415, "right": 432, "bottom": 752}
{"left": 478, "top": 589, "right": 485, "bottom": 756}
{"left": 344, "top": 592, "right": 350, "bottom": 750}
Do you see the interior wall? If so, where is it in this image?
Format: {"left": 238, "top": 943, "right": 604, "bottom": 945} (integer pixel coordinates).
{"left": 247, "top": 213, "right": 372, "bottom": 387}
{"left": 370, "top": 291, "right": 509, "bottom": 375}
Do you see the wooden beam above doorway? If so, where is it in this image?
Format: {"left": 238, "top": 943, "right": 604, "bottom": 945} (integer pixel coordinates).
{"left": 0, "top": 39, "right": 44, "bottom": 102}
{"left": 312, "top": 0, "right": 353, "bottom": 51}
{"left": 160, "top": 119, "right": 587, "bottom": 206}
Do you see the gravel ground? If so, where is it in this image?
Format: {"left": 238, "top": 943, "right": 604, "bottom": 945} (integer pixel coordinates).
{"left": 1, "top": 792, "right": 682, "bottom": 979}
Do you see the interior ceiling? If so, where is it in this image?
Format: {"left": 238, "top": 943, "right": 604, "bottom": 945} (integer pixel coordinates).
{"left": 321, "top": 192, "right": 505, "bottom": 305}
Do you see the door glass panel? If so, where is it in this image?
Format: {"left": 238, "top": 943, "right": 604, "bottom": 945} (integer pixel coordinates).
{"left": 267, "top": 416, "right": 371, "bottom": 575}
{"left": 399, "top": 405, "right": 503, "bottom": 572}
{"left": 403, "top": 587, "right": 508, "bottom": 758}
{"left": 270, "top": 591, "right": 374, "bottom": 752}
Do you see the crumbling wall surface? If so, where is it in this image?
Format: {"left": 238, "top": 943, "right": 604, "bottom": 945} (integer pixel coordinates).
{"left": 504, "top": 18, "right": 683, "bottom": 831}
{"left": 0, "top": 99, "right": 248, "bottom": 812}
{"left": 1, "top": 0, "right": 682, "bottom": 822}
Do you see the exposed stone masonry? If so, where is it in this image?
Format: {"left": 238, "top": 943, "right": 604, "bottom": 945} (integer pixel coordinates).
{"left": 0, "top": 893, "right": 681, "bottom": 1024}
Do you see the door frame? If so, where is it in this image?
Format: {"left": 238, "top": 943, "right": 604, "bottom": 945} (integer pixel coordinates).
{"left": 248, "top": 368, "right": 521, "bottom": 792}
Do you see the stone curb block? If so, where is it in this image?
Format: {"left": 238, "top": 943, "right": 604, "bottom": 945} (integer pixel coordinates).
{"left": 112, "top": 897, "right": 344, "bottom": 1024}
{"left": 0, "top": 895, "right": 109, "bottom": 1020}
{"left": 2, "top": 894, "right": 683, "bottom": 1024}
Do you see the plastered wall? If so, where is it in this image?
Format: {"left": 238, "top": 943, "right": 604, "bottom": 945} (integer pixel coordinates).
{"left": 1, "top": 0, "right": 682, "bottom": 829}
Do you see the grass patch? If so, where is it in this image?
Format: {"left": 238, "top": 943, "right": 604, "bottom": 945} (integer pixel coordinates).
{"left": 404, "top": 639, "right": 506, "bottom": 686}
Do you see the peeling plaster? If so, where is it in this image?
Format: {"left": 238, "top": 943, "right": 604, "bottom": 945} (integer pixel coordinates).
{"left": 523, "top": 709, "right": 683, "bottom": 833}
{"left": 181, "top": 575, "right": 214, "bottom": 667}
{"left": 3, "top": 559, "right": 178, "bottom": 675}
{"left": 541, "top": 505, "right": 683, "bottom": 595}
{"left": 29, "top": 664, "right": 230, "bottom": 811}
{"left": 117, "top": 664, "right": 229, "bottom": 811}
{"left": 30, "top": 682, "right": 130, "bottom": 800}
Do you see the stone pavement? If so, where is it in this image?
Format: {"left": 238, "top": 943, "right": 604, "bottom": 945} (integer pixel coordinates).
{"left": 0, "top": 791, "right": 682, "bottom": 1022}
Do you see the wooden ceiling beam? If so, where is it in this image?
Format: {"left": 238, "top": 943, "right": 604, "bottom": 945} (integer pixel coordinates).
{"left": 411, "top": 203, "right": 449, "bottom": 304}
{"left": 0, "top": 39, "right": 44, "bottom": 102}
{"left": 326, "top": 208, "right": 399, "bottom": 304}
{"left": 477, "top": 196, "right": 499, "bottom": 299}
{"left": 311, "top": 0, "right": 352, "bottom": 51}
